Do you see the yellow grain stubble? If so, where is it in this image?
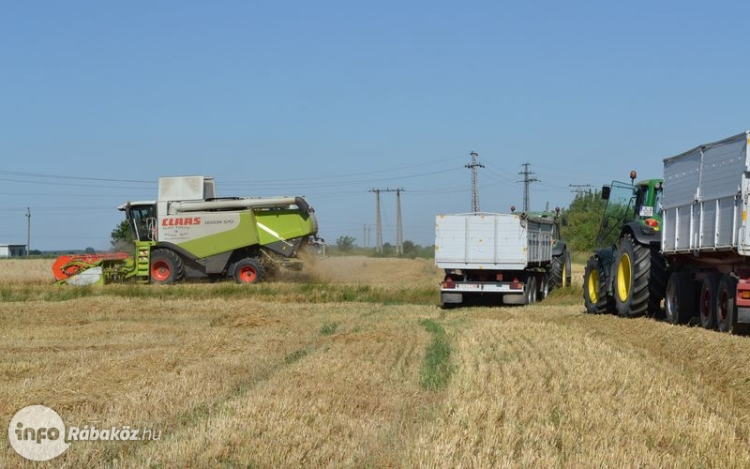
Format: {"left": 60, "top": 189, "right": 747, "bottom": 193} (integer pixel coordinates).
{"left": 405, "top": 308, "right": 750, "bottom": 467}
{"left": 0, "top": 297, "right": 326, "bottom": 465}
{"left": 131, "top": 303, "right": 434, "bottom": 467}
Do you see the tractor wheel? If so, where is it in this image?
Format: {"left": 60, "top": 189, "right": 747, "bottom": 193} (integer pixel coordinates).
{"left": 525, "top": 276, "right": 537, "bottom": 305}
{"left": 583, "top": 256, "right": 610, "bottom": 314}
{"left": 699, "top": 274, "right": 720, "bottom": 330}
{"left": 548, "top": 250, "right": 569, "bottom": 290}
{"left": 233, "top": 258, "right": 264, "bottom": 284}
{"left": 614, "top": 234, "right": 657, "bottom": 318}
{"left": 716, "top": 274, "right": 745, "bottom": 333}
{"left": 150, "top": 249, "right": 184, "bottom": 285}
{"left": 664, "top": 271, "right": 694, "bottom": 324}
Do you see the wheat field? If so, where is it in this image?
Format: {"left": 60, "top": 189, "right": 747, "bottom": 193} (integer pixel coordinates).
{"left": 2, "top": 256, "right": 750, "bottom": 467}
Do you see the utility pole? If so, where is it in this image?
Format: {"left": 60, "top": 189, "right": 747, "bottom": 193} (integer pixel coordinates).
{"left": 465, "top": 151, "right": 484, "bottom": 212}
{"left": 518, "top": 163, "right": 539, "bottom": 213}
{"left": 370, "top": 188, "right": 405, "bottom": 254}
{"left": 396, "top": 188, "right": 403, "bottom": 255}
{"left": 26, "top": 207, "right": 31, "bottom": 258}
{"left": 363, "top": 224, "right": 373, "bottom": 248}
{"left": 569, "top": 183, "right": 594, "bottom": 197}
{"left": 370, "top": 189, "right": 383, "bottom": 253}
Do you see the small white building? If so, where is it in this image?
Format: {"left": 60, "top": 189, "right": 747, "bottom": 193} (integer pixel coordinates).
{"left": 0, "top": 244, "right": 27, "bottom": 258}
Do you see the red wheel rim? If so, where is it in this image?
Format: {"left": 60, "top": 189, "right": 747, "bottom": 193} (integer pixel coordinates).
{"left": 151, "top": 260, "right": 171, "bottom": 282}
{"left": 238, "top": 265, "right": 257, "bottom": 283}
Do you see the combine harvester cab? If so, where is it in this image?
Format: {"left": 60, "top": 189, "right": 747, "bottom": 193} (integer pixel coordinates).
{"left": 54, "top": 175, "right": 320, "bottom": 285}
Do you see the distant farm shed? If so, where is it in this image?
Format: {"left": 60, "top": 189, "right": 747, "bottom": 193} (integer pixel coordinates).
{"left": 0, "top": 244, "right": 27, "bottom": 258}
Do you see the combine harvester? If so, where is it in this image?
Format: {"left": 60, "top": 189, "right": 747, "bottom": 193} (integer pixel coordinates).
{"left": 53, "top": 175, "right": 321, "bottom": 285}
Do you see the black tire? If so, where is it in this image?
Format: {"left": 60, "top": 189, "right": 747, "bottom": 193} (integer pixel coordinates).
{"left": 583, "top": 256, "right": 610, "bottom": 314}
{"left": 564, "top": 250, "right": 572, "bottom": 287}
{"left": 649, "top": 247, "right": 668, "bottom": 318}
{"left": 548, "top": 251, "right": 569, "bottom": 290}
{"left": 538, "top": 275, "right": 549, "bottom": 301}
{"left": 614, "top": 234, "right": 659, "bottom": 318}
{"left": 233, "top": 258, "right": 264, "bottom": 284}
{"left": 716, "top": 274, "right": 743, "bottom": 333}
{"left": 699, "top": 274, "right": 719, "bottom": 330}
{"left": 664, "top": 271, "right": 694, "bottom": 324}
{"left": 525, "top": 276, "right": 537, "bottom": 305}
{"left": 150, "top": 249, "right": 184, "bottom": 285}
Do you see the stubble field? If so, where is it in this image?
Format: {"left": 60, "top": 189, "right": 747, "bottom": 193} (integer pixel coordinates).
{"left": 2, "top": 256, "right": 750, "bottom": 467}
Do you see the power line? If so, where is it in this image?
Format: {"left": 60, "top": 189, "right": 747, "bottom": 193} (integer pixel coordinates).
{"left": 0, "top": 170, "right": 154, "bottom": 184}
{"left": 569, "top": 183, "right": 595, "bottom": 197}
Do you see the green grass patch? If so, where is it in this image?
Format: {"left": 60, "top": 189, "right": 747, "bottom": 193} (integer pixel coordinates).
{"left": 284, "top": 348, "right": 309, "bottom": 365}
{"left": 418, "top": 318, "right": 454, "bottom": 390}
{"left": 545, "top": 285, "right": 582, "bottom": 305}
{"left": 0, "top": 281, "right": 438, "bottom": 305}
{"left": 319, "top": 322, "right": 338, "bottom": 336}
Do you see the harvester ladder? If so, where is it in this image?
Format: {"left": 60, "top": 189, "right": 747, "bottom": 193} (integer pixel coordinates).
{"left": 134, "top": 241, "right": 152, "bottom": 283}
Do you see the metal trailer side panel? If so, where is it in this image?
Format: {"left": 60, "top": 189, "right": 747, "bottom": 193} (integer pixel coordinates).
{"left": 435, "top": 214, "right": 527, "bottom": 270}
{"left": 526, "top": 216, "right": 554, "bottom": 264}
{"left": 662, "top": 132, "right": 749, "bottom": 254}
{"left": 435, "top": 213, "right": 553, "bottom": 270}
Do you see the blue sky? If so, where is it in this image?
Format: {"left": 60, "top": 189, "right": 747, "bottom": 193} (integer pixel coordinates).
{"left": 2, "top": 1, "right": 750, "bottom": 250}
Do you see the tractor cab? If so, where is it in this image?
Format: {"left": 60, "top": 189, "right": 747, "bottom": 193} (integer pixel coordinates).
{"left": 598, "top": 171, "right": 663, "bottom": 248}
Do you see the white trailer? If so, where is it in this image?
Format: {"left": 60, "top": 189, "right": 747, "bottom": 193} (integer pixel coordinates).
{"left": 435, "top": 212, "right": 566, "bottom": 307}
{"left": 661, "top": 131, "right": 750, "bottom": 331}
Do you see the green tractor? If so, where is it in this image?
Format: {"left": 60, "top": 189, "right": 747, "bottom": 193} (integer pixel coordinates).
{"left": 583, "top": 172, "right": 667, "bottom": 317}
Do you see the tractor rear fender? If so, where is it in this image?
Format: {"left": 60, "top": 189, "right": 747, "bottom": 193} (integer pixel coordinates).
{"left": 621, "top": 221, "right": 660, "bottom": 248}
{"left": 552, "top": 240, "right": 567, "bottom": 257}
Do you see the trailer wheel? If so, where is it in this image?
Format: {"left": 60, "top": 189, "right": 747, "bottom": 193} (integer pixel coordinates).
{"left": 664, "top": 271, "right": 694, "bottom": 324}
{"left": 649, "top": 247, "right": 668, "bottom": 319}
{"left": 233, "top": 258, "right": 264, "bottom": 284}
{"left": 583, "top": 256, "right": 609, "bottom": 314}
{"left": 614, "top": 234, "right": 652, "bottom": 318}
{"left": 716, "top": 274, "right": 740, "bottom": 333}
{"left": 150, "top": 249, "right": 184, "bottom": 285}
{"left": 538, "top": 275, "right": 549, "bottom": 301}
{"left": 699, "top": 274, "right": 720, "bottom": 330}
{"left": 525, "top": 276, "right": 537, "bottom": 304}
